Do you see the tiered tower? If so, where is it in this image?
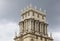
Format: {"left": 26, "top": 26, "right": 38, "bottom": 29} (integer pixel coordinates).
{"left": 14, "top": 5, "right": 53, "bottom": 41}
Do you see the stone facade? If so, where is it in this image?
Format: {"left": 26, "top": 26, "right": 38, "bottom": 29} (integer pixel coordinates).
{"left": 14, "top": 5, "right": 53, "bottom": 41}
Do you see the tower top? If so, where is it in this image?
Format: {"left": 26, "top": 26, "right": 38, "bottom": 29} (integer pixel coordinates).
{"left": 21, "top": 4, "right": 46, "bottom": 16}
{"left": 14, "top": 4, "right": 53, "bottom": 41}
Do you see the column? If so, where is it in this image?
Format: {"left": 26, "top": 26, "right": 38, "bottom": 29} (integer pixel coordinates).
{"left": 22, "top": 22, "right": 24, "bottom": 33}
{"left": 37, "top": 21, "right": 39, "bottom": 33}
{"left": 41, "top": 23, "right": 43, "bottom": 34}
{"left": 24, "top": 21, "right": 26, "bottom": 33}
{"left": 27, "top": 20, "right": 30, "bottom": 33}
{"left": 34, "top": 20, "right": 35, "bottom": 33}
{"left": 19, "top": 22, "right": 24, "bottom": 34}
{"left": 23, "top": 22, "right": 24, "bottom": 33}
{"left": 27, "top": 20, "right": 28, "bottom": 32}
{"left": 28, "top": 19, "right": 32, "bottom": 33}
{"left": 43, "top": 24, "right": 45, "bottom": 35}
{"left": 25, "top": 20, "right": 28, "bottom": 32}
{"left": 44, "top": 24, "right": 46, "bottom": 34}
{"left": 45, "top": 24, "right": 48, "bottom": 35}
{"left": 46, "top": 24, "right": 48, "bottom": 34}
{"left": 35, "top": 21, "right": 37, "bottom": 32}
{"left": 35, "top": 20, "right": 39, "bottom": 33}
{"left": 31, "top": 19, "right": 35, "bottom": 33}
{"left": 40, "top": 22, "right": 42, "bottom": 33}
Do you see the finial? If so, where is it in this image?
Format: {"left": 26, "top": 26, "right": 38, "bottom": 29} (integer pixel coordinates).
{"left": 29, "top": 4, "right": 32, "bottom": 8}
{"left": 24, "top": 7, "right": 26, "bottom": 11}
{"left": 39, "top": 8, "right": 41, "bottom": 11}
{"left": 44, "top": 10, "right": 46, "bottom": 13}
{"left": 21, "top": 9, "right": 23, "bottom": 13}
{"left": 50, "top": 33, "right": 52, "bottom": 38}
{"left": 15, "top": 32, "right": 17, "bottom": 37}
{"left": 35, "top": 6, "right": 37, "bottom": 9}
{"left": 27, "top": 6, "right": 29, "bottom": 9}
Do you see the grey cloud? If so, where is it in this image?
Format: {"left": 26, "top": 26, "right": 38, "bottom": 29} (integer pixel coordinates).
{"left": 0, "top": 0, "right": 60, "bottom": 41}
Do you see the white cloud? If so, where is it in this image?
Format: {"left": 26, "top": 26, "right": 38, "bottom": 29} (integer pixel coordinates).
{"left": 0, "top": 0, "right": 6, "bottom": 7}
{"left": 53, "top": 32, "right": 60, "bottom": 41}
{"left": 48, "top": 25, "right": 60, "bottom": 41}
{"left": 0, "top": 19, "right": 19, "bottom": 41}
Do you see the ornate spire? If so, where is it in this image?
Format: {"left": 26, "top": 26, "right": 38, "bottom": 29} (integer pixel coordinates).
{"left": 44, "top": 10, "right": 46, "bottom": 13}
{"left": 21, "top": 9, "right": 23, "bottom": 13}
{"left": 14, "top": 32, "right": 17, "bottom": 37}
{"left": 29, "top": 4, "right": 32, "bottom": 9}
{"left": 34, "top": 6, "right": 37, "bottom": 9}
{"left": 24, "top": 7, "right": 26, "bottom": 11}
{"left": 30, "top": 4, "right": 32, "bottom": 7}
{"left": 39, "top": 8, "right": 41, "bottom": 11}
{"left": 50, "top": 33, "right": 52, "bottom": 38}
{"left": 27, "top": 6, "right": 29, "bottom": 9}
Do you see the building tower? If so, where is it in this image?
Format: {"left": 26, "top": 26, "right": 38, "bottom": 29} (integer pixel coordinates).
{"left": 14, "top": 5, "right": 53, "bottom": 41}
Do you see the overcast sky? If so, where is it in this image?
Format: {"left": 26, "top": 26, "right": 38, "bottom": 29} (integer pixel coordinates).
{"left": 0, "top": 0, "right": 60, "bottom": 41}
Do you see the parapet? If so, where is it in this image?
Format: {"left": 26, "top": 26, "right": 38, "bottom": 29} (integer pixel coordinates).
{"left": 21, "top": 4, "right": 46, "bottom": 16}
